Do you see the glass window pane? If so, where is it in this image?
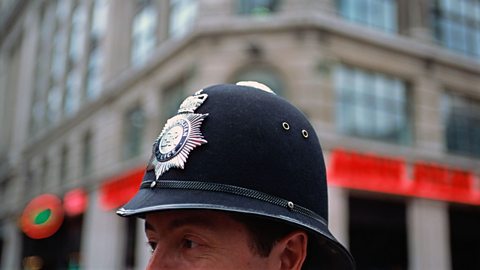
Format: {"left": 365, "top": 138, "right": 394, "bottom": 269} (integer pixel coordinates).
{"left": 334, "top": 65, "right": 409, "bottom": 144}
{"left": 337, "top": 0, "right": 397, "bottom": 33}
{"left": 444, "top": 93, "right": 480, "bottom": 157}
{"left": 86, "top": 47, "right": 101, "bottom": 99}
{"left": 91, "top": 0, "right": 108, "bottom": 40}
{"left": 124, "top": 106, "right": 145, "bottom": 159}
{"left": 131, "top": 0, "right": 157, "bottom": 66}
{"left": 47, "top": 86, "right": 62, "bottom": 124}
{"left": 238, "top": 0, "right": 280, "bottom": 15}
{"left": 434, "top": 0, "right": 480, "bottom": 57}
{"left": 56, "top": 0, "right": 69, "bottom": 21}
{"left": 69, "top": 4, "right": 86, "bottom": 63}
{"left": 169, "top": 0, "right": 198, "bottom": 39}
{"left": 64, "top": 69, "right": 81, "bottom": 115}
{"left": 475, "top": 31, "right": 480, "bottom": 56}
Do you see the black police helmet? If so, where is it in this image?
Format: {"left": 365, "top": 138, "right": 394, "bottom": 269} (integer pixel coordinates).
{"left": 117, "top": 82, "right": 355, "bottom": 269}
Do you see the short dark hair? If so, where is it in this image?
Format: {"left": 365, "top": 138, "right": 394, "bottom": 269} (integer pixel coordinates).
{"left": 229, "top": 213, "right": 298, "bottom": 257}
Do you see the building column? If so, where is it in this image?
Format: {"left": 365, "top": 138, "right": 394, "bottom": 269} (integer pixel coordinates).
{"left": 9, "top": 6, "right": 38, "bottom": 166}
{"left": 402, "top": 0, "right": 433, "bottom": 43}
{"left": 81, "top": 189, "right": 125, "bottom": 269}
{"left": 328, "top": 186, "right": 349, "bottom": 248}
{"left": 413, "top": 73, "right": 443, "bottom": 156}
{"left": 103, "top": 0, "right": 134, "bottom": 82}
{"left": 407, "top": 199, "right": 451, "bottom": 270}
{"left": 135, "top": 218, "right": 150, "bottom": 270}
{"left": 0, "top": 218, "right": 22, "bottom": 270}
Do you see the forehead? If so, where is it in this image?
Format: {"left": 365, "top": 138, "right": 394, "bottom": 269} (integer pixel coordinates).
{"left": 144, "top": 210, "right": 245, "bottom": 232}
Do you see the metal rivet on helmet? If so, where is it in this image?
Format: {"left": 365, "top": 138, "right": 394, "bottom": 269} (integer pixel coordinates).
{"left": 287, "top": 201, "right": 294, "bottom": 210}
{"left": 302, "top": 129, "right": 309, "bottom": 138}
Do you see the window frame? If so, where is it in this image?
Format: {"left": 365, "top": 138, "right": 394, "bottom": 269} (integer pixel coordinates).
{"left": 432, "top": 0, "right": 480, "bottom": 57}
{"left": 334, "top": 64, "right": 412, "bottom": 145}
{"left": 442, "top": 91, "right": 480, "bottom": 158}
{"left": 130, "top": 0, "right": 158, "bottom": 66}
{"left": 336, "top": 0, "right": 398, "bottom": 33}
{"left": 123, "top": 105, "right": 146, "bottom": 160}
{"left": 237, "top": 0, "right": 282, "bottom": 15}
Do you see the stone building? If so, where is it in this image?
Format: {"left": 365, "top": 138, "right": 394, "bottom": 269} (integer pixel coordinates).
{"left": 0, "top": 0, "right": 479, "bottom": 269}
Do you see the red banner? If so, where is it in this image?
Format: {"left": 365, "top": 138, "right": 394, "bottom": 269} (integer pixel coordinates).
{"left": 99, "top": 167, "right": 144, "bottom": 210}
{"left": 328, "top": 149, "right": 480, "bottom": 205}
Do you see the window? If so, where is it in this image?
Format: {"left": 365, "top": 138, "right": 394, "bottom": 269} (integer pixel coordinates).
{"left": 30, "top": 3, "right": 50, "bottom": 133}
{"left": 85, "top": 45, "right": 102, "bottom": 99}
{"left": 349, "top": 196, "right": 408, "bottom": 270}
{"left": 60, "top": 145, "right": 69, "bottom": 184}
{"left": 68, "top": 2, "right": 87, "bottom": 63}
{"left": 51, "top": 27, "right": 65, "bottom": 81}
{"left": 65, "top": 2, "right": 86, "bottom": 116}
{"left": 90, "top": 0, "right": 108, "bottom": 40}
{"left": 64, "top": 69, "right": 81, "bottom": 116}
{"left": 238, "top": 0, "right": 281, "bottom": 15}
{"left": 433, "top": 0, "right": 480, "bottom": 57}
{"left": 161, "top": 79, "right": 188, "bottom": 123}
{"left": 233, "top": 66, "right": 285, "bottom": 96}
{"left": 336, "top": 0, "right": 397, "bottom": 33}
{"left": 334, "top": 65, "right": 411, "bottom": 144}
{"left": 47, "top": 6, "right": 67, "bottom": 125}
{"left": 442, "top": 93, "right": 480, "bottom": 157}
{"left": 41, "top": 157, "right": 50, "bottom": 189}
{"left": 55, "top": 0, "right": 69, "bottom": 22}
{"left": 85, "top": 0, "right": 108, "bottom": 100}
{"left": 46, "top": 85, "right": 62, "bottom": 125}
{"left": 81, "top": 131, "right": 93, "bottom": 176}
{"left": 124, "top": 106, "right": 146, "bottom": 159}
{"left": 25, "top": 162, "right": 35, "bottom": 197}
{"left": 131, "top": 0, "right": 157, "bottom": 66}
{"left": 169, "top": 0, "right": 198, "bottom": 39}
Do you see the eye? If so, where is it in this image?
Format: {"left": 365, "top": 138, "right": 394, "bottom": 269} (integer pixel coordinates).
{"left": 147, "top": 241, "right": 157, "bottom": 254}
{"left": 182, "top": 238, "right": 199, "bottom": 249}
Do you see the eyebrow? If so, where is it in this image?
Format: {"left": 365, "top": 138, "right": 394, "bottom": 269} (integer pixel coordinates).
{"left": 145, "top": 220, "right": 155, "bottom": 232}
{"left": 167, "top": 215, "right": 217, "bottom": 232}
{"left": 144, "top": 213, "right": 219, "bottom": 234}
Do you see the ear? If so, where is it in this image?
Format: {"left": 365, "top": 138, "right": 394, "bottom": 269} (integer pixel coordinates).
{"left": 269, "top": 230, "right": 308, "bottom": 270}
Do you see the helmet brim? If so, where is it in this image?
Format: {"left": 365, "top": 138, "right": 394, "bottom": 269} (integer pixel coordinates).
{"left": 117, "top": 185, "right": 355, "bottom": 270}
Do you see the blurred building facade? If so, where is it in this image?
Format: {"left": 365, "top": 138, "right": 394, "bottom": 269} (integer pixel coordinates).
{"left": 0, "top": 0, "right": 479, "bottom": 269}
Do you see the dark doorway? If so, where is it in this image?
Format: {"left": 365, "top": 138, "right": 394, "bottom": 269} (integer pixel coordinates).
{"left": 450, "top": 204, "right": 480, "bottom": 270}
{"left": 349, "top": 195, "right": 408, "bottom": 270}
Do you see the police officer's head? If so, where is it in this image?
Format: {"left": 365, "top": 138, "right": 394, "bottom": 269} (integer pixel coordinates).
{"left": 118, "top": 82, "right": 355, "bottom": 270}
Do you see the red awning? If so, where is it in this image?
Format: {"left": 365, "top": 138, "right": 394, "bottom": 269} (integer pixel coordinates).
{"left": 99, "top": 167, "right": 144, "bottom": 211}
{"left": 328, "top": 149, "right": 480, "bottom": 205}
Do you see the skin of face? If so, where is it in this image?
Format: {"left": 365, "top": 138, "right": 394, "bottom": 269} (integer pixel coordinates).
{"left": 144, "top": 210, "right": 308, "bottom": 270}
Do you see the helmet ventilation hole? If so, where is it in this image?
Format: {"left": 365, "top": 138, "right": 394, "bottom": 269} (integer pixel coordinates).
{"left": 282, "top": 122, "right": 290, "bottom": 130}
{"left": 302, "top": 130, "right": 309, "bottom": 138}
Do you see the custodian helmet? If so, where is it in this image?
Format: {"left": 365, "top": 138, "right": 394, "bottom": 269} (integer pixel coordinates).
{"left": 117, "top": 82, "right": 355, "bottom": 269}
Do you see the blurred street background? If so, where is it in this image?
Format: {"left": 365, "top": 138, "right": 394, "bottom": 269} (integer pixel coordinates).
{"left": 1, "top": 0, "right": 480, "bottom": 269}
